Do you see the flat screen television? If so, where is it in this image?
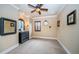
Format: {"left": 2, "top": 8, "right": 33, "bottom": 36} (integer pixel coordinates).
{"left": 0, "top": 17, "right": 17, "bottom": 35}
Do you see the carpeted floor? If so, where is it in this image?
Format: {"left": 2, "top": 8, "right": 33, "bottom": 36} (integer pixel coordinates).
{"left": 8, "top": 39, "right": 67, "bottom": 54}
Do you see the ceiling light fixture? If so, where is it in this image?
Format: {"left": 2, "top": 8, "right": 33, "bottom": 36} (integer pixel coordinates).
{"left": 36, "top": 8, "right": 40, "bottom": 12}
{"left": 44, "top": 20, "right": 48, "bottom": 26}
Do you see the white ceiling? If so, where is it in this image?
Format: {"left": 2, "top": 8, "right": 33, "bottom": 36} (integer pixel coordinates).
{"left": 14, "top": 4, "right": 66, "bottom": 17}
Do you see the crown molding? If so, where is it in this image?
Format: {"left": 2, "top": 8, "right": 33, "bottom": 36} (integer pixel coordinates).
{"left": 57, "top": 4, "right": 67, "bottom": 15}
{"left": 10, "top": 4, "right": 20, "bottom": 10}
{"left": 32, "top": 15, "right": 57, "bottom": 19}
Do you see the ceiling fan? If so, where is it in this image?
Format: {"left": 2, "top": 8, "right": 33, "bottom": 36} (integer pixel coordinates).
{"left": 28, "top": 4, "right": 48, "bottom": 15}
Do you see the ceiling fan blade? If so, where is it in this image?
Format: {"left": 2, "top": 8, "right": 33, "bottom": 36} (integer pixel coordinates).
{"left": 38, "top": 11, "right": 41, "bottom": 15}
{"left": 40, "top": 8, "right": 48, "bottom": 11}
{"left": 39, "top": 4, "right": 43, "bottom": 8}
{"left": 28, "top": 4, "right": 36, "bottom": 8}
{"left": 36, "top": 4, "right": 43, "bottom": 8}
{"left": 31, "top": 9, "right": 36, "bottom": 13}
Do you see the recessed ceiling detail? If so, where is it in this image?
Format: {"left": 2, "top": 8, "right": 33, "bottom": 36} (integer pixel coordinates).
{"left": 14, "top": 4, "right": 66, "bottom": 17}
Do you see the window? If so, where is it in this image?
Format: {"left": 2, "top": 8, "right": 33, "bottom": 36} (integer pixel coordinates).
{"left": 34, "top": 21, "right": 41, "bottom": 32}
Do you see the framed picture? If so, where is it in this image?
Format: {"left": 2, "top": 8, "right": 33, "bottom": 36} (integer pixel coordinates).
{"left": 57, "top": 20, "right": 60, "bottom": 27}
{"left": 0, "top": 17, "right": 17, "bottom": 35}
{"left": 67, "top": 10, "right": 76, "bottom": 25}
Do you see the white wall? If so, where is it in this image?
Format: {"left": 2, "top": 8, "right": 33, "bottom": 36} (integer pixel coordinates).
{"left": 32, "top": 16, "right": 57, "bottom": 39}
{"left": 57, "top": 4, "right": 79, "bottom": 54}
{"left": 0, "top": 4, "right": 19, "bottom": 53}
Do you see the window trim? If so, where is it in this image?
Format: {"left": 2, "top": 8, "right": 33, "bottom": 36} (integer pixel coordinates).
{"left": 18, "top": 19, "right": 25, "bottom": 31}
{"left": 34, "top": 21, "right": 41, "bottom": 32}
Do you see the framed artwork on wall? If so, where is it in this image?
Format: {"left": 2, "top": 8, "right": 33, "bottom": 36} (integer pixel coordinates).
{"left": 0, "top": 17, "right": 17, "bottom": 35}
{"left": 67, "top": 10, "right": 76, "bottom": 25}
{"left": 57, "top": 20, "right": 60, "bottom": 27}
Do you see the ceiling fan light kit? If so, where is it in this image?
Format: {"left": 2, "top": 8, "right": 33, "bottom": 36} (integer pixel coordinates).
{"left": 28, "top": 4, "right": 48, "bottom": 15}
{"left": 36, "top": 8, "right": 40, "bottom": 12}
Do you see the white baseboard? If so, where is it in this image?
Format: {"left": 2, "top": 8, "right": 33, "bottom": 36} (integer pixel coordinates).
{"left": 0, "top": 43, "right": 19, "bottom": 54}
{"left": 57, "top": 40, "right": 71, "bottom": 54}
{"left": 32, "top": 36, "right": 56, "bottom": 40}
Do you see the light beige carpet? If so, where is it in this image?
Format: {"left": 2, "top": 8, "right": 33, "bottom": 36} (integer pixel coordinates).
{"left": 8, "top": 39, "right": 66, "bottom": 54}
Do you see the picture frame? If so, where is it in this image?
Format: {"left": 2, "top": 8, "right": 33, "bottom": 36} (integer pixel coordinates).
{"left": 57, "top": 20, "right": 60, "bottom": 27}
{"left": 67, "top": 10, "right": 76, "bottom": 25}
{"left": 0, "top": 17, "right": 17, "bottom": 35}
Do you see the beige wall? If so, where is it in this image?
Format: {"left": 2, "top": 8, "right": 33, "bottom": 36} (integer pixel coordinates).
{"left": 24, "top": 19, "right": 29, "bottom": 31}
{"left": 32, "top": 16, "right": 57, "bottom": 39}
{"left": 0, "top": 4, "right": 19, "bottom": 52}
{"left": 57, "top": 4, "right": 79, "bottom": 53}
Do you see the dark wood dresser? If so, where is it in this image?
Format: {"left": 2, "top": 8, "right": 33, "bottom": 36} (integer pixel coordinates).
{"left": 19, "top": 31, "right": 29, "bottom": 44}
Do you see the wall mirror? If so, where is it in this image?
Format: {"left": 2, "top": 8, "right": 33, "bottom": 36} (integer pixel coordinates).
{"left": 0, "top": 17, "right": 17, "bottom": 35}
